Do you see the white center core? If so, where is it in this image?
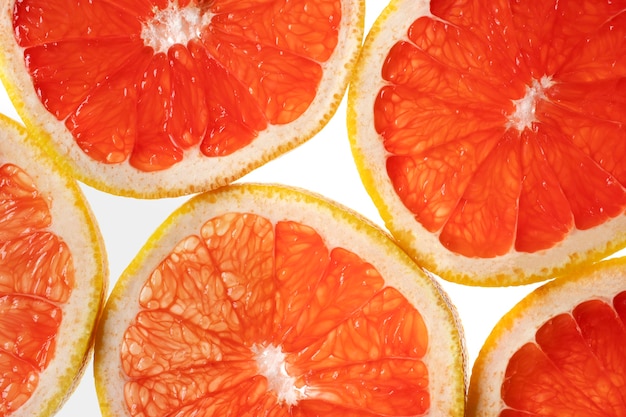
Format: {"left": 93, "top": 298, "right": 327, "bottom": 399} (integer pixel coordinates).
{"left": 141, "top": 1, "right": 212, "bottom": 54}
{"left": 507, "top": 75, "right": 555, "bottom": 132}
{"left": 252, "top": 344, "right": 305, "bottom": 406}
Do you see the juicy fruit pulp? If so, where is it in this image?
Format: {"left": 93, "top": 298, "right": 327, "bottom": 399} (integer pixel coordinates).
{"left": 501, "top": 292, "right": 626, "bottom": 416}
{"left": 12, "top": 0, "right": 340, "bottom": 171}
{"left": 121, "top": 212, "right": 430, "bottom": 416}
{"left": 0, "top": 163, "right": 74, "bottom": 414}
{"left": 466, "top": 258, "right": 626, "bottom": 417}
{"left": 376, "top": 0, "right": 626, "bottom": 258}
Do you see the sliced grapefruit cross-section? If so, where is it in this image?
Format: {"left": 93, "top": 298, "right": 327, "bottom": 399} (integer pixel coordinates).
{"left": 95, "top": 183, "right": 465, "bottom": 417}
{"left": 0, "top": 114, "right": 106, "bottom": 416}
{"left": 468, "top": 257, "right": 626, "bottom": 417}
{"left": 347, "top": 0, "right": 626, "bottom": 285}
{"left": 0, "top": 0, "right": 364, "bottom": 197}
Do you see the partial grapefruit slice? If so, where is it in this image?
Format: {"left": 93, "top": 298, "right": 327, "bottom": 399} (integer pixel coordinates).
{"left": 0, "top": 114, "right": 106, "bottom": 416}
{"left": 0, "top": 0, "right": 364, "bottom": 198}
{"left": 347, "top": 0, "right": 626, "bottom": 285}
{"left": 94, "top": 183, "right": 465, "bottom": 417}
{"left": 467, "top": 257, "right": 626, "bottom": 416}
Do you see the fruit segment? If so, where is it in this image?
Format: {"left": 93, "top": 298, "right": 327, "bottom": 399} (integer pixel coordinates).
{"left": 501, "top": 292, "right": 626, "bottom": 416}
{"left": 122, "top": 212, "right": 430, "bottom": 416}
{"left": 0, "top": 296, "right": 61, "bottom": 371}
{"left": 377, "top": 0, "right": 626, "bottom": 257}
{"left": 0, "top": 163, "right": 74, "bottom": 414}
{"left": 12, "top": 0, "right": 340, "bottom": 171}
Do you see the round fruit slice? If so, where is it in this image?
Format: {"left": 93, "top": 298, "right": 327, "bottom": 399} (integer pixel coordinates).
{"left": 467, "top": 256, "right": 626, "bottom": 416}
{"left": 0, "top": 0, "right": 364, "bottom": 198}
{"left": 0, "top": 114, "right": 106, "bottom": 416}
{"left": 347, "top": 0, "right": 626, "bottom": 286}
{"left": 94, "top": 183, "right": 465, "bottom": 417}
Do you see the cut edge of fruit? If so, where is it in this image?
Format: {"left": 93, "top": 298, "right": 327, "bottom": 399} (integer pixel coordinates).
{"left": 397, "top": 221, "right": 626, "bottom": 287}
{"left": 0, "top": 0, "right": 366, "bottom": 199}
{"left": 466, "top": 256, "right": 626, "bottom": 416}
{"left": 347, "top": 0, "right": 626, "bottom": 287}
{"left": 95, "top": 182, "right": 466, "bottom": 417}
{"left": 0, "top": 113, "right": 107, "bottom": 416}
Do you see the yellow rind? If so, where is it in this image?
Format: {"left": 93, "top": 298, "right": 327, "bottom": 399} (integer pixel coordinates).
{"left": 0, "top": 114, "right": 107, "bottom": 417}
{"left": 95, "top": 183, "right": 466, "bottom": 417}
{"left": 0, "top": 0, "right": 365, "bottom": 198}
{"left": 346, "top": 0, "right": 626, "bottom": 287}
{"left": 467, "top": 257, "right": 626, "bottom": 416}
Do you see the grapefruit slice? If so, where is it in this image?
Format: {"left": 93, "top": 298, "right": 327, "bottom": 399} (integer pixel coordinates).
{"left": 94, "top": 183, "right": 465, "bottom": 417}
{"left": 0, "top": 114, "right": 106, "bottom": 416}
{"left": 347, "top": 0, "right": 626, "bottom": 286}
{"left": 0, "top": 0, "right": 364, "bottom": 198}
{"left": 467, "top": 256, "right": 626, "bottom": 416}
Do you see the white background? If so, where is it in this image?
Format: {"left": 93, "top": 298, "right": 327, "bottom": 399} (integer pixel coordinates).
{"left": 0, "top": 2, "right": 549, "bottom": 415}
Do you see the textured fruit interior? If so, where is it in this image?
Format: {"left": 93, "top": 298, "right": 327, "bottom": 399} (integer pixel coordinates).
{"left": 121, "top": 212, "right": 430, "bottom": 416}
{"left": 376, "top": 0, "right": 626, "bottom": 257}
{"left": 501, "top": 291, "right": 626, "bottom": 416}
{"left": 12, "top": 0, "right": 341, "bottom": 171}
{"left": 0, "top": 163, "right": 74, "bottom": 414}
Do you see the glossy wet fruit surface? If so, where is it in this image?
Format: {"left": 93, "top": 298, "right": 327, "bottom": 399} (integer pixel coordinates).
{"left": 123, "top": 213, "right": 429, "bottom": 415}
{"left": 377, "top": 0, "right": 626, "bottom": 256}
{"left": 0, "top": 0, "right": 364, "bottom": 196}
{"left": 0, "top": 114, "right": 105, "bottom": 417}
{"left": 0, "top": 164, "right": 73, "bottom": 414}
{"left": 14, "top": 0, "right": 336, "bottom": 169}
{"left": 468, "top": 257, "right": 626, "bottom": 417}
{"left": 348, "top": 0, "right": 626, "bottom": 285}
{"left": 503, "top": 295, "right": 626, "bottom": 416}
{"left": 95, "top": 184, "right": 465, "bottom": 417}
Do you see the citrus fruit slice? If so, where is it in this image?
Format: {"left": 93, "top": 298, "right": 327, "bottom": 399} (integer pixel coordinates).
{"left": 0, "top": 0, "right": 364, "bottom": 198}
{"left": 94, "top": 183, "right": 465, "bottom": 417}
{"left": 347, "top": 0, "right": 626, "bottom": 286}
{"left": 467, "top": 256, "right": 626, "bottom": 416}
{"left": 0, "top": 114, "right": 106, "bottom": 416}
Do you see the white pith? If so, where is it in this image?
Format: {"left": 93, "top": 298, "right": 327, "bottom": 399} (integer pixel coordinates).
{"left": 252, "top": 344, "right": 305, "bottom": 406}
{"left": 0, "top": 0, "right": 364, "bottom": 197}
{"left": 95, "top": 184, "right": 466, "bottom": 417}
{"left": 468, "top": 259, "right": 626, "bottom": 416}
{"left": 507, "top": 75, "right": 555, "bottom": 132}
{"left": 347, "top": 0, "right": 626, "bottom": 286}
{"left": 141, "top": 2, "right": 212, "bottom": 53}
{"left": 0, "top": 117, "right": 105, "bottom": 417}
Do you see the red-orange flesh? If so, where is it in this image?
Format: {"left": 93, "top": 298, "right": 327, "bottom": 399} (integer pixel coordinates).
{"left": 501, "top": 290, "right": 626, "bottom": 416}
{"left": 376, "top": 0, "right": 626, "bottom": 257}
{"left": 0, "top": 163, "right": 74, "bottom": 415}
{"left": 121, "top": 212, "right": 430, "bottom": 416}
{"left": 12, "top": 0, "right": 341, "bottom": 171}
